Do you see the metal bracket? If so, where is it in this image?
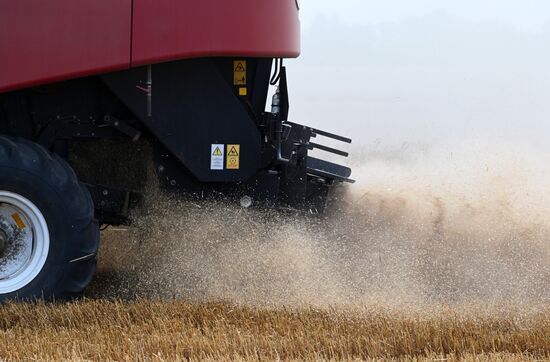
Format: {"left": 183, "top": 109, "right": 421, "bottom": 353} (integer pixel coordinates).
{"left": 84, "top": 183, "right": 142, "bottom": 226}
{"left": 103, "top": 116, "right": 141, "bottom": 142}
{"left": 37, "top": 114, "right": 141, "bottom": 149}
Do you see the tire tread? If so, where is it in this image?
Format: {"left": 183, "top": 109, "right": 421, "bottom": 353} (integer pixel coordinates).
{"left": 0, "top": 136, "right": 99, "bottom": 300}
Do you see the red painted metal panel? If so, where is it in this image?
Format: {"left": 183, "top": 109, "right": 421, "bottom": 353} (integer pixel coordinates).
{"left": 131, "top": 0, "right": 300, "bottom": 66}
{"left": 0, "top": 0, "right": 132, "bottom": 93}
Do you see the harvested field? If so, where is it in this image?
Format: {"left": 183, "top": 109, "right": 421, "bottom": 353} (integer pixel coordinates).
{"left": 4, "top": 142, "right": 550, "bottom": 361}
{"left": 0, "top": 300, "right": 549, "bottom": 361}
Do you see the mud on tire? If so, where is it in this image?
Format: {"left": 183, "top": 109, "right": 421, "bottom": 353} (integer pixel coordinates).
{"left": 0, "top": 136, "right": 99, "bottom": 301}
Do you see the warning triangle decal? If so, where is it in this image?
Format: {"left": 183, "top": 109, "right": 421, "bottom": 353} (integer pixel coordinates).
{"left": 235, "top": 63, "right": 245, "bottom": 72}
{"left": 213, "top": 147, "right": 223, "bottom": 156}
{"left": 228, "top": 146, "right": 239, "bottom": 156}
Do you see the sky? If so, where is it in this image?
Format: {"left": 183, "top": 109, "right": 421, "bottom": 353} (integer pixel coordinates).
{"left": 299, "top": 0, "right": 550, "bottom": 33}
{"left": 285, "top": 1, "right": 550, "bottom": 147}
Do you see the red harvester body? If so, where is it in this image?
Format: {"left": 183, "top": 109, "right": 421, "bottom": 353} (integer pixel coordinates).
{"left": 0, "top": 0, "right": 300, "bottom": 92}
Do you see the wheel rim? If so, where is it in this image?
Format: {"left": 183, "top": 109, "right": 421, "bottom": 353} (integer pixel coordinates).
{"left": 0, "top": 191, "right": 50, "bottom": 294}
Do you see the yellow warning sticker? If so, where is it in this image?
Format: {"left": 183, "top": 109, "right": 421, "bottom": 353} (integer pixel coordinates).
{"left": 12, "top": 213, "right": 26, "bottom": 229}
{"left": 239, "top": 87, "right": 247, "bottom": 96}
{"left": 233, "top": 60, "right": 247, "bottom": 85}
{"left": 226, "top": 144, "right": 240, "bottom": 170}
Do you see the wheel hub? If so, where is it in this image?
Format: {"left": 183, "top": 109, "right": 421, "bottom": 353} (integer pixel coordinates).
{"left": 0, "top": 191, "right": 50, "bottom": 293}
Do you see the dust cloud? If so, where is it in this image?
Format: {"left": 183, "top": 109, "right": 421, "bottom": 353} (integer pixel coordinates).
{"left": 89, "top": 139, "right": 550, "bottom": 308}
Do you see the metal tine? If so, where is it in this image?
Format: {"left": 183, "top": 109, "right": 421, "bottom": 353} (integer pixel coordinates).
{"left": 308, "top": 142, "right": 349, "bottom": 157}
{"left": 311, "top": 129, "right": 352, "bottom": 144}
{"left": 285, "top": 121, "right": 352, "bottom": 144}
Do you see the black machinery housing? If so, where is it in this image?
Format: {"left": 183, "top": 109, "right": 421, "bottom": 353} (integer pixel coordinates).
{"left": 0, "top": 58, "right": 353, "bottom": 225}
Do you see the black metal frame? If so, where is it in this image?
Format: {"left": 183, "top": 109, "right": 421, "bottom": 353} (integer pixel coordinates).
{"left": 0, "top": 57, "right": 353, "bottom": 222}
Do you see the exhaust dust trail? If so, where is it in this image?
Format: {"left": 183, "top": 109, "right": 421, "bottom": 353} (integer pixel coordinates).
{"left": 90, "top": 140, "right": 550, "bottom": 308}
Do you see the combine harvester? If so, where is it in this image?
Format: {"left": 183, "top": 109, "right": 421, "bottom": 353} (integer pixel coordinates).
{"left": 0, "top": 0, "right": 353, "bottom": 300}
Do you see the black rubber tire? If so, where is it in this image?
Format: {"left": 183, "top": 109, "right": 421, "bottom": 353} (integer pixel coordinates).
{"left": 0, "top": 136, "right": 99, "bottom": 301}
